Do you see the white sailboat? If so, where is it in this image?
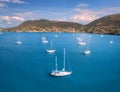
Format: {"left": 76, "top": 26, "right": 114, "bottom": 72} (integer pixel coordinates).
{"left": 41, "top": 35, "right": 48, "bottom": 43}
{"left": 110, "top": 40, "right": 113, "bottom": 44}
{"left": 16, "top": 36, "right": 22, "bottom": 44}
{"left": 46, "top": 40, "right": 56, "bottom": 53}
{"left": 76, "top": 37, "right": 82, "bottom": 42}
{"left": 51, "top": 48, "right": 72, "bottom": 76}
{"left": 77, "top": 35, "right": 86, "bottom": 45}
{"left": 78, "top": 41, "right": 86, "bottom": 45}
{"left": 55, "top": 34, "right": 58, "bottom": 38}
{"left": 16, "top": 41, "right": 22, "bottom": 44}
{"left": 83, "top": 44, "right": 91, "bottom": 55}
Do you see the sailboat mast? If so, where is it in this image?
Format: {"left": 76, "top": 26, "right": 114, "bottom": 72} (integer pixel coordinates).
{"left": 55, "top": 56, "right": 57, "bottom": 71}
{"left": 86, "top": 44, "right": 88, "bottom": 50}
{"left": 63, "top": 48, "right": 65, "bottom": 71}
{"left": 18, "top": 36, "right": 20, "bottom": 41}
{"left": 51, "top": 40, "right": 52, "bottom": 49}
{"left": 87, "top": 40, "right": 89, "bottom": 50}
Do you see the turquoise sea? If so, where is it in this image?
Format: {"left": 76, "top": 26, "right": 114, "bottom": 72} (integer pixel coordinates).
{"left": 0, "top": 32, "right": 120, "bottom": 92}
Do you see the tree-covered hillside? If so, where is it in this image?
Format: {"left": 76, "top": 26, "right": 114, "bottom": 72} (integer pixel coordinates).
{"left": 86, "top": 13, "right": 120, "bottom": 34}
{"left": 6, "top": 19, "right": 84, "bottom": 32}
{"left": 4, "top": 13, "right": 120, "bottom": 35}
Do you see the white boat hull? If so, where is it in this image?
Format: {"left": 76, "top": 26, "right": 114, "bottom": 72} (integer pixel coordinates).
{"left": 16, "top": 41, "right": 22, "bottom": 44}
{"left": 78, "top": 42, "right": 86, "bottom": 45}
{"left": 84, "top": 50, "right": 91, "bottom": 55}
{"left": 51, "top": 48, "right": 72, "bottom": 77}
{"left": 42, "top": 40, "right": 48, "bottom": 43}
{"left": 51, "top": 70, "right": 72, "bottom": 76}
{"left": 46, "top": 49, "right": 56, "bottom": 53}
{"left": 110, "top": 41, "right": 113, "bottom": 44}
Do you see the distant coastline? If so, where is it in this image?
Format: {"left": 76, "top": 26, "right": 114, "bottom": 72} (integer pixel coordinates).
{"left": 2, "top": 13, "right": 120, "bottom": 35}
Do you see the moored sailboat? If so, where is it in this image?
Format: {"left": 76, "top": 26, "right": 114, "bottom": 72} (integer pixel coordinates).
{"left": 51, "top": 48, "right": 72, "bottom": 76}
{"left": 83, "top": 44, "right": 91, "bottom": 55}
{"left": 46, "top": 40, "right": 56, "bottom": 53}
{"left": 16, "top": 36, "right": 22, "bottom": 44}
{"left": 41, "top": 35, "right": 48, "bottom": 43}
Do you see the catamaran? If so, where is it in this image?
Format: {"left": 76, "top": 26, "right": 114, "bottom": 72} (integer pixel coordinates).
{"left": 51, "top": 48, "right": 72, "bottom": 76}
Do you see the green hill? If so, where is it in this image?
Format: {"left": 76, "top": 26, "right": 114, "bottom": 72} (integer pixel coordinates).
{"left": 4, "top": 13, "right": 120, "bottom": 35}
{"left": 6, "top": 19, "right": 84, "bottom": 32}
{"left": 86, "top": 13, "right": 120, "bottom": 34}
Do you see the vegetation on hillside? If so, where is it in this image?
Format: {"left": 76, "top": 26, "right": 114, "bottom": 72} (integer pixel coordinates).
{"left": 5, "top": 19, "right": 84, "bottom": 32}
{"left": 86, "top": 13, "right": 120, "bottom": 35}
{"left": 4, "top": 13, "right": 120, "bottom": 35}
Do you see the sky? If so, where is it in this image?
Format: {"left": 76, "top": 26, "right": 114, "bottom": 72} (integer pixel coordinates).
{"left": 0, "top": 0, "right": 120, "bottom": 28}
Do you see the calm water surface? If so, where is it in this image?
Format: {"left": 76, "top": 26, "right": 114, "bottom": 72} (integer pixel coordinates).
{"left": 0, "top": 32, "right": 120, "bottom": 92}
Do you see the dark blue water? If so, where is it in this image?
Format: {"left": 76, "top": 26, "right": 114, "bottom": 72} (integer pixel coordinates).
{"left": 0, "top": 32, "right": 120, "bottom": 92}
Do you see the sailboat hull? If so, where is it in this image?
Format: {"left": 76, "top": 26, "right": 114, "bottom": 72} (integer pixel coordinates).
{"left": 46, "top": 49, "right": 56, "bottom": 53}
{"left": 51, "top": 48, "right": 72, "bottom": 77}
{"left": 78, "top": 42, "right": 86, "bottom": 45}
{"left": 51, "top": 70, "right": 72, "bottom": 76}
{"left": 16, "top": 41, "right": 22, "bottom": 44}
{"left": 84, "top": 50, "right": 91, "bottom": 55}
{"left": 42, "top": 40, "right": 48, "bottom": 43}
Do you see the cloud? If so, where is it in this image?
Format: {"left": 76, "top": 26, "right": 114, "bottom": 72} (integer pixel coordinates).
{"left": 0, "top": 16, "right": 10, "bottom": 21}
{"left": 69, "top": 7, "right": 120, "bottom": 24}
{"left": 56, "top": 6, "right": 120, "bottom": 24}
{"left": 0, "top": 0, "right": 26, "bottom": 4}
{"left": 11, "top": 16, "right": 24, "bottom": 21}
{"left": 13, "top": 11, "right": 41, "bottom": 21}
{"left": 11, "top": 0, "right": 25, "bottom": 4}
{"left": 1, "top": 2, "right": 120, "bottom": 27}
{"left": 70, "top": 8, "right": 99, "bottom": 24}
{"left": 0, "top": 15, "right": 24, "bottom": 21}
{"left": 54, "top": 8, "right": 100, "bottom": 24}
{"left": 0, "top": 15, "right": 25, "bottom": 27}
{"left": 0, "top": 2, "right": 6, "bottom": 7}
{"left": 0, "top": 0, "right": 26, "bottom": 8}
{"left": 71, "top": 14, "right": 99, "bottom": 23}
{"left": 0, "top": 11, "right": 41, "bottom": 27}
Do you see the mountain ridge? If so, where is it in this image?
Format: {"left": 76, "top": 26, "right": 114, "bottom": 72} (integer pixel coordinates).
{"left": 3, "top": 13, "right": 120, "bottom": 35}
{"left": 5, "top": 19, "right": 84, "bottom": 32}
{"left": 86, "top": 13, "right": 120, "bottom": 34}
